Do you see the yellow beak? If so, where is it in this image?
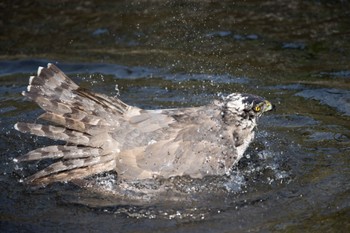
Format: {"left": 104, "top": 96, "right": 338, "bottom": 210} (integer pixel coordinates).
{"left": 263, "top": 100, "right": 274, "bottom": 112}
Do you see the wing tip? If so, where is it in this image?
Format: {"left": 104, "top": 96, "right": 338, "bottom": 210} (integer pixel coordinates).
{"left": 37, "top": 66, "right": 44, "bottom": 76}
{"left": 27, "top": 76, "right": 36, "bottom": 92}
{"left": 14, "top": 122, "right": 30, "bottom": 133}
{"left": 14, "top": 122, "right": 20, "bottom": 131}
{"left": 29, "top": 76, "right": 35, "bottom": 84}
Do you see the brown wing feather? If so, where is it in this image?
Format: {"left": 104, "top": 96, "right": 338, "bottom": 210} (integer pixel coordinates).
{"left": 15, "top": 64, "right": 128, "bottom": 185}
{"left": 18, "top": 145, "right": 103, "bottom": 161}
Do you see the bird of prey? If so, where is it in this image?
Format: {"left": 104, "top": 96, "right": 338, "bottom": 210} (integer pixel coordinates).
{"left": 15, "top": 63, "right": 274, "bottom": 186}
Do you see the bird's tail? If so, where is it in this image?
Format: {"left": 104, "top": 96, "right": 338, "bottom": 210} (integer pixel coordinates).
{"left": 15, "top": 63, "right": 125, "bottom": 186}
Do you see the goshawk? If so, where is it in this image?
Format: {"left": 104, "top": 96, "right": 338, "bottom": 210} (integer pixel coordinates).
{"left": 15, "top": 64, "right": 274, "bottom": 186}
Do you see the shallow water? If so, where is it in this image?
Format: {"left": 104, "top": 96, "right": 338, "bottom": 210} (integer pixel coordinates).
{"left": 1, "top": 1, "right": 350, "bottom": 232}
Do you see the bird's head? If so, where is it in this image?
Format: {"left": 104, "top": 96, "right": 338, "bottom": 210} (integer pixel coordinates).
{"left": 221, "top": 93, "right": 274, "bottom": 125}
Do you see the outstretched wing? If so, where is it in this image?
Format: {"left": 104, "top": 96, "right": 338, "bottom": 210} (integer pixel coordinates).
{"left": 23, "top": 64, "right": 128, "bottom": 131}
{"left": 15, "top": 63, "right": 179, "bottom": 185}
{"left": 15, "top": 64, "right": 129, "bottom": 185}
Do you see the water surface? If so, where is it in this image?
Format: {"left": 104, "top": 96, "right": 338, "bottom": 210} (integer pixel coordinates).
{"left": 1, "top": 1, "right": 349, "bottom": 232}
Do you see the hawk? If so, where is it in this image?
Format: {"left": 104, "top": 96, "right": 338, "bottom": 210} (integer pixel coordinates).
{"left": 15, "top": 63, "right": 274, "bottom": 186}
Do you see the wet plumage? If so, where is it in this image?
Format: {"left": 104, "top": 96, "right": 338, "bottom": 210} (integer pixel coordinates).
{"left": 15, "top": 63, "right": 274, "bottom": 186}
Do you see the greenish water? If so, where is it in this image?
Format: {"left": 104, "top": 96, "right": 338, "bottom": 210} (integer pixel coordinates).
{"left": 0, "top": 1, "right": 349, "bottom": 232}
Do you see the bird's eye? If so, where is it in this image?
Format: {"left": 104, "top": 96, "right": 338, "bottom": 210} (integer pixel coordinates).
{"left": 254, "top": 105, "right": 261, "bottom": 112}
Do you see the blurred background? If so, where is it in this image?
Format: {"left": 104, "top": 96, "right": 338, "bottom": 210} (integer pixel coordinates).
{"left": 0, "top": 1, "right": 349, "bottom": 232}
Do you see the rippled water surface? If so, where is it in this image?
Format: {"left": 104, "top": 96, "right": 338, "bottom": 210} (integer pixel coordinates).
{"left": 1, "top": 1, "right": 350, "bottom": 232}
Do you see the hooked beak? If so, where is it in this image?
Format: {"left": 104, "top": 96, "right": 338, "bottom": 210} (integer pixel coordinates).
{"left": 263, "top": 100, "right": 275, "bottom": 112}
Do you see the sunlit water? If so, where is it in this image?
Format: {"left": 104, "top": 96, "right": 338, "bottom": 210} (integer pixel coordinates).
{"left": 1, "top": 1, "right": 350, "bottom": 232}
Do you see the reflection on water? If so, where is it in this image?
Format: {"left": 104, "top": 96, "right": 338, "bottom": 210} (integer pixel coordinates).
{"left": 296, "top": 88, "right": 350, "bottom": 116}
{"left": 1, "top": 0, "right": 350, "bottom": 232}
